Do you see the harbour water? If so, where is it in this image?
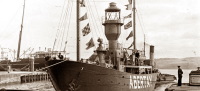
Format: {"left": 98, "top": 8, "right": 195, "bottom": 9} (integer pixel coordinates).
{"left": 0, "top": 81, "right": 54, "bottom": 91}
{"left": 0, "top": 71, "right": 54, "bottom": 90}
{"left": 0, "top": 69, "right": 194, "bottom": 91}
{"left": 159, "top": 69, "right": 194, "bottom": 83}
{"left": 154, "top": 69, "right": 194, "bottom": 91}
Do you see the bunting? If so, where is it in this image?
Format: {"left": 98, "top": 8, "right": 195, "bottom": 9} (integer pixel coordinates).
{"left": 124, "top": 21, "right": 132, "bottom": 29}
{"left": 79, "top": 13, "right": 87, "bottom": 21}
{"left": 82, "top": 23, "right": 90, "bottom": 36}
{"left": 80, "top": 0, "right": 85, "bottom": 7}
{"left": 125, "top": 4, "right": 132, "bottom": 10}
{"left": 128, "top": 42, "right": 134, "bottom": 49}
{"left": 124, "top": 13, "right": 131, "bottom": 19}
{"left": 86, "top": 38, "right": 95, "bottom": 50}
{"left": 126, "top": 31, "right": 133, "bottom": 40}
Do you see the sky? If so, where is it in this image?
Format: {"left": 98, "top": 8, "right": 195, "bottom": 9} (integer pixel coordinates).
{"left": 0, "top": 0, "right": 200, "bottom": 60}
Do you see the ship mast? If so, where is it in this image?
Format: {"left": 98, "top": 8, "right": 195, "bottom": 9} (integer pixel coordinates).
{"left": 17, "top": 0, "right": 26, "bottom": 60}
{"left": 132, "top": 0, "right": 136, "bottom": 50}
{"left": 77, "top": 0, "right": 80, "bottom": 61}
{"left": 144, "top": 34, "right": 146, "bottom": 56}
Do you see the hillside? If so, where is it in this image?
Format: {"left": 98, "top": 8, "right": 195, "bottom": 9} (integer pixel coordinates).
{"left": 155, "top": 57, "right": 200, "bottom": 69}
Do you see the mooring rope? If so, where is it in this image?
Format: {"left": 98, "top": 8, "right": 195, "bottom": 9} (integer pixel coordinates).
{"left": 36, "top": 60, "right": 67, "bottom": 72}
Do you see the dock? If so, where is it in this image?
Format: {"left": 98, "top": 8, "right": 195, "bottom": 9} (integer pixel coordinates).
{"left": 165, "top": 83, "right": 200, "bottom": 91}
{"left": 0, "top": 71, "right": 52, "bottom": 90}
{"left": 0, "top": 71, "right": 48, "bottom": 85}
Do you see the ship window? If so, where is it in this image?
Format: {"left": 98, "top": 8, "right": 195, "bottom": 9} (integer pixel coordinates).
{"left": 125, "top": 67, "right": 139, "bottom": 74}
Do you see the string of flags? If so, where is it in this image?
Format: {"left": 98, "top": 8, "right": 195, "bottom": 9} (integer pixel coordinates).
{"left": 124, "top": 21, "right": 132, "bottom": 30}
{"left": 86, "top": 38, "right": 95, "bottom": 50}
{"left": 124, "top": 13, "right": 131, "bottom": 19}
{"left": 125, "top": 4, "right": 132, "bottom": 10}
{"left": 83, "top": 0, "right": 135, "bottom": 50}
{"left": 126, "top": 31, "right": 133, "bottom": 40}
{"left": 80, "top": 0, "right": 85, "bottom": 7}
{"left": 82, "top": 23, "right": 90, "bottom": 36}
{"left": 128, "top": 42, "right": 134, "bottom": 49}
{"left": 79, "top": 13, "right": 88, "bottom": 21}
{"left": 79, "top": 0, "right": 94, "bottom": 49}
{"left": 124, "top": 0, "right": 133, "bottom": 30}
{"left": 125, "top": 0, "right": 132, "bottom": 10}
{"left": 125, "top": 0, "right": 134, "bottom": 49}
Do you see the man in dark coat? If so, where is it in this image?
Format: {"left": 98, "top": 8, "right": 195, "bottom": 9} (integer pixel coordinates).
{"left": 58, "top": 53, "right": 64, "bottom": 60}
{"left": 178, "top": 66, "right": 183, "bottom": 86}
{"left": 135, "top": 51, "right": 140, "bottom": 66}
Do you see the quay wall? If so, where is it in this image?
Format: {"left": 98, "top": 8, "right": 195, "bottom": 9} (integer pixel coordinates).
{"left": 0, "top": 72, "right": 48, "bottom": 85}
{"left": 0, "top": 73, "right": 21, "bottom": 85}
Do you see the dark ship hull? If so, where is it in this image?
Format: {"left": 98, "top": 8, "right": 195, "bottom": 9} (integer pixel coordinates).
{"left": 46, "top": 60, "right": 158, "bottom": 91}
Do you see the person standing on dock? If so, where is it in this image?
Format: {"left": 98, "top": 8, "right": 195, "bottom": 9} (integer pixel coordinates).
{"left": 178, "top": 66, "right": 183, "bottom": 86}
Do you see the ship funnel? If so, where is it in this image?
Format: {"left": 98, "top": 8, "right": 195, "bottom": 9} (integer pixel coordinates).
{"left": 150, "top": 45, "right": 154, "bottom": 67}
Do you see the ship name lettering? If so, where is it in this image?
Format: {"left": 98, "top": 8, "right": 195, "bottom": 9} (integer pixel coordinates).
{"left": 129, "top": 75, "right": 152, "bottom": 89}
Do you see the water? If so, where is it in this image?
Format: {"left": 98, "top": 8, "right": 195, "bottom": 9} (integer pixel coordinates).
{"left": 0, "top": 81, "right": 54, "bottom": 91}
{"left": 154, "top": 69, "right": 194, "bottom": 91}
{"left": 159, "top": 69, "right": 194, "bottom": 83}
{"left": 0, "top": 71, "right": 55, "bottom": 91}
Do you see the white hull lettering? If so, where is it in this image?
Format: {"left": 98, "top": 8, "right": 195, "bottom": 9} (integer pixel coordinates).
{"left": 129, "top": 75, "right": 152, "bottom": 89}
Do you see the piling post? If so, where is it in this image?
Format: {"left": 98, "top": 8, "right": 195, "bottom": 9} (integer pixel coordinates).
{"left": 29, "top": 57, "right": 34, "bottom": 72}
{"left": 39, "top": 74, "right": 41, "bottom": 81}
{"left": 24, "top": 75, "right": 26, "bottom": 83}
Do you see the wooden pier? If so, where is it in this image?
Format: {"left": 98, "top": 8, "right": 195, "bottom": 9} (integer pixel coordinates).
{"left": 20, "top": 73, "right": 49, "bottom": 83}
{"left": 0, "top": 71, "right": 48, "bottom": 85}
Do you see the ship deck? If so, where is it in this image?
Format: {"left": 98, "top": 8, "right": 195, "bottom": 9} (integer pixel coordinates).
{"left": 165, "top": 83, "right": 200, "bottom": 91}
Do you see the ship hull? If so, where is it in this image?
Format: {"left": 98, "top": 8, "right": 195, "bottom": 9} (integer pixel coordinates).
{"left": 46, "top": 60, "right": 158, "bottom": 91}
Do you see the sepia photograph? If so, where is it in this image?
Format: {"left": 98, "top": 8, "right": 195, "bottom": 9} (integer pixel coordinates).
{"left": 0, "top": 0, "right": 200, "bottom": 91}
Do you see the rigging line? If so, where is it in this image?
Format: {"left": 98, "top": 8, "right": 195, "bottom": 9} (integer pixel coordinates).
{"left": 58, "top": 0, "right": 73, "bottom": 49}
{"left": 85, "top": 0, "right": 99, "bottom": 38}
{"left": 56, "top": 0, "right": 71, "bottom": 51}
{"left": 85, "top": 0, "right": 101, "bottom": 37}
{"left": 52, "top": 0, "right": 67, "bottom": 51}
{"left": 136, "top": 9, "right": 148, "bottom": 50}
{"left": 65, "top": 0, "right": 74, "bottom": 42}
{"left": 61, "top": 0, "right": 73, "bottom": 51}
{"left": 136, "top": 9, "right": 150, "bottom": 45}
{"left": 56, "top": 3, "right": 69, "bottom": 51}
{"left": 0, "top": 5, "right": 21, "bottom": 36}
{"left": 122, "top": 10, "right": 132, "bottom": 45}
{"left": 60, "top": 0, "right": 74, "bottom": 51}
{"left": 90, "top": 1, "right": 103, "bottom": 39}
{"left": 57, "top": 0, "right": 68, "bottom": 36}
{"left": 0, "top": 1, "right": 23, "bottom": 47}
{"left": 136, "top": 9, "right": 145, "bottom": 35}
{"left": 91, "top": 0, "right": 106, "bottom": 40}
{"left": 57, "top": 0, "right": 71, "bottom": 51}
